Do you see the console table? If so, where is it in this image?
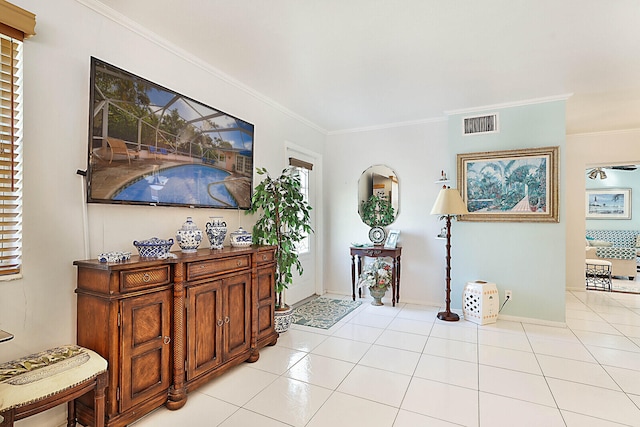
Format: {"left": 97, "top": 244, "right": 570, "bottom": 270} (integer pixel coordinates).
{"left": 350, "top": 246, "right": 402, "bottom": 306}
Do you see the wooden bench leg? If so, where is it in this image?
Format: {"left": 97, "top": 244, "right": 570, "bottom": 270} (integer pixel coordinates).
{"left": 0, "top": 409, "right": 15, "bottom": 427}
{"left": 67, "top": 399, "right": 76, "bottom": 427}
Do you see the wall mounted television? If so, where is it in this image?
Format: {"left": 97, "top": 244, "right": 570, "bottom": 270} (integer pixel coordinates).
{"left": 86, "top": 57, "right": 254, "bottom": 209}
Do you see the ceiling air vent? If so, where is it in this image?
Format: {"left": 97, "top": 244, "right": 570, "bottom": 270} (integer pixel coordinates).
{"left": 463, "top": 113, "right": 499, "bottom": 135}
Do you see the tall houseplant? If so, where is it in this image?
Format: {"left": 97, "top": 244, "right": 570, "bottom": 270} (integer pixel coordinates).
{"left": 247, "top": 167, "right": 313, "bottom": 326}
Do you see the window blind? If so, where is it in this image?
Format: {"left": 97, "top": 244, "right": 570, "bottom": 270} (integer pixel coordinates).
{"left": 289, "top": 157, "right": 313, "bottom": 171}
{"left": 0, "top": 32, "right": 22, "bottom": 276}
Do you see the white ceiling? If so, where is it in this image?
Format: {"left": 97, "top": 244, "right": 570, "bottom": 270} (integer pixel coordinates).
{"left": 90, "top": 0, "right": 640, "bottom": 135}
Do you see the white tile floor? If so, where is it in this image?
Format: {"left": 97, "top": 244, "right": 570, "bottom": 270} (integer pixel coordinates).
{"left": 131, "top": 291, "right": 640, "bottom": 427}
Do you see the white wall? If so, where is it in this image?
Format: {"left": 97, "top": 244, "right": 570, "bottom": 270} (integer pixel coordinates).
{"left": 566, "top": 129, "right": 640, "bottom": 290}
{"left": 2, "top": 0, "right": 324, "bottom": 388}
{"left": 324, "top": 120, "right": 452, "bottom": 306}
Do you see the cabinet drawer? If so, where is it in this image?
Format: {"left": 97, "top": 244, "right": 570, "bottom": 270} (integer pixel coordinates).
{"left": 187, "top": 255, "right": 250, "bottom": 281}
{"left": 120, "top": 266, "right": 171, "bottom": 292}
{"left": 256, "top": 250, "right": 274, "bottom": 265}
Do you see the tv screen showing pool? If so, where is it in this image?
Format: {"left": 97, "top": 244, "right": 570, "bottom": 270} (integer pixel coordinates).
{"left": 87, "top": 57, "right": 254, "bottom": 209}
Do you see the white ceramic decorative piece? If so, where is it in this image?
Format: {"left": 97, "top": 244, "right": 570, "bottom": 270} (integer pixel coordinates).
{"left": 97, "top": 251, "right": 131, "bottom": 263}
{"left": 133, "top": 237, "right": 174, "bottom": 258}
{"left": 205, "top": 217, "right": 227, "bottom": 249}
{"left": 274, "top": 306, "right": 293, "bottom": 333}
{"left": 176, "top": 217, "right": 203, "bottom": 253}
{"left": 230, "top": 227, "right": 252, "bottom": 247}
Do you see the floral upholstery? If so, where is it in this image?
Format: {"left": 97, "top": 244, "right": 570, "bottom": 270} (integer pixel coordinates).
{"left": 0, "top": 345, "right": 107, "bottom": 412}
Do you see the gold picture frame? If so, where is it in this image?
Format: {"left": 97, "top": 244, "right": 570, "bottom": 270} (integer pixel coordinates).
{"left": 457, "top": 146, "right": 559, "bottom": 222}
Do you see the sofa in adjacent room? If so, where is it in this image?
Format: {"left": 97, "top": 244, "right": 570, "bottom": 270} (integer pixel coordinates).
{"left": 585, "top": 230, "right": 640, "bottom": 280}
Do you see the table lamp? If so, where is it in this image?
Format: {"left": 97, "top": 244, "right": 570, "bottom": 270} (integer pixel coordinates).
{"left": 430, "top": 186, "right": 468, "bottom": 321}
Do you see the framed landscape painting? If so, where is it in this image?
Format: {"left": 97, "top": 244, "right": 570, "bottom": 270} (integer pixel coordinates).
{"left": 457, "top": 146, "right": 559, "bottom": 222}
{"left": 586, "top": 188, "right": 631, "bottom": 219}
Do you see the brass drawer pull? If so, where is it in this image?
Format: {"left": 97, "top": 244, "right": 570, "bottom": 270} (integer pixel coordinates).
{"left": 262, "top": 254, "right": 267, "bottom": 261}
{"left": 224, "top": 316, "right": 230, "bottom": 324}
{"left": 142, "top": 273, "right": 151, "bottom": 283}
{"left": 163, "top": 336, "right": 171, "bottom": 345}
{"left": 237, "top": 260, "right": 242, "bottom": 266}
{"left": 217, "top": 319, "right": 223, "bottom": 327}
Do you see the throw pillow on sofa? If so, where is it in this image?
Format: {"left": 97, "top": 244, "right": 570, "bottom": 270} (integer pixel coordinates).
{"left": 588, "top": 240, "right": 613, "bottom": 247}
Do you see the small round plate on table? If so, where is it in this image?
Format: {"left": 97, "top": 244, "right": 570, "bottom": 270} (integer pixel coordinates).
{"left": 368, "top": 226, "right": 386, "bottom": 244}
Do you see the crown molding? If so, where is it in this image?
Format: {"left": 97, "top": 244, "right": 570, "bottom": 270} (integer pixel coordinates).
{"left": 328, "top": 116, "right": 447, "bottom": 136}
{"left": 444, "top": 93, "right": 573, "bottom": 116}
{"left": 74, "top": 0, "right": 328, "bottom": 135}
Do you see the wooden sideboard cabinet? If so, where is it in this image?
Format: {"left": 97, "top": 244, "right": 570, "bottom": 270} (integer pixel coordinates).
{"left": 74, "top": 246, "right": 278, "bottom": 427}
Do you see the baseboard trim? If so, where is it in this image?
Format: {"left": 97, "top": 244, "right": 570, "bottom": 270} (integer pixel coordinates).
{"left": 498, "top": 314, "right": 566, "bottom": 328}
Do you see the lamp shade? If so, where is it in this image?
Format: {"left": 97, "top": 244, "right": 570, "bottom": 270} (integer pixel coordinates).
{"left": 430, "top": 188, "right": 469, "bottom": 216}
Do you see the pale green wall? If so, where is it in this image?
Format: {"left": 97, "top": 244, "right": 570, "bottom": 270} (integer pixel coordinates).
{"left": 447, "top": 101, "right": 567, "bottom": 322}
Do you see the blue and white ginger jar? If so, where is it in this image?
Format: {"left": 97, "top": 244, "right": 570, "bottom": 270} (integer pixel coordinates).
{"left": 230, "top": 227, "right": 252, "bottom": 247}
{"left": 205, "top": 217, "right": 227, "bottom": 250}
{"left": 176, "top": 217, "right": 203, "bottom": 253}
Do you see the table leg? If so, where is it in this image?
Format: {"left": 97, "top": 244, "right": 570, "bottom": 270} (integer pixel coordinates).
{"left": 396, "top": 255, "right": 401, "bottom": 303}
{"left": 357, "top": 256, "right": 363, "bottom": 298}
{"left": 391, "top": 257, "right": 397, "bottom": 307}
{"left": 351, "top": 255, "right": 356, "bottom": 301}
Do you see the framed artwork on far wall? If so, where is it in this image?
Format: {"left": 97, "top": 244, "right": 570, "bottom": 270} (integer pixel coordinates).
{"left": 457, "top": 146, "right": 559, "bottom": 222}
{"left": 586, "top": 188, "right": 631, "bottom": 219}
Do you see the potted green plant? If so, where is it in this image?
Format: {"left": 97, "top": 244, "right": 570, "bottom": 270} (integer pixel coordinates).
{"left": 360, "top": 194, "right": 395, "bottom": 244}
{"left": 247, "top": 166, "right": 313, "bottom": 333}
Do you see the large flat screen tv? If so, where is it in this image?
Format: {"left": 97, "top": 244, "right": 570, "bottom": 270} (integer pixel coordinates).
{"left": 87, "top": 57, "right": 254, "bottom": 209}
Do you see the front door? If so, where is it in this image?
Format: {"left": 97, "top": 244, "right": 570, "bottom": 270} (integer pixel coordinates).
{"left": 285, "top": 146, "right": 320, "bottom": 304}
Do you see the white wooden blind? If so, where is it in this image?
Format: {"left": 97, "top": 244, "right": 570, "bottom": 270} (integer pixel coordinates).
{"left": 0, "top": 32, "right": 22, "bottom": 276}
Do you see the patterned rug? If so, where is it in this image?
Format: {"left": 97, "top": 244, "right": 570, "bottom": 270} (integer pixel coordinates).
{"left": 292, "top": 297, "right": 362, "bottom": 329}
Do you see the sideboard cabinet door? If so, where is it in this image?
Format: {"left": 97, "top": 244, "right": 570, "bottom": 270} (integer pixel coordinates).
{"left": 256, "top": 265, "right": 276, "bottom": 343}
{"left": 119, "top": 289, "right": 172, "bottom": 412}
{"left": 185, "top": 272, "right": 251, "bottom": 381}
{"left": 223, "top": 272, "right": 251, "bottom": 360}
{"left": 186, "top": 279, "right": 223, "bottom": 381}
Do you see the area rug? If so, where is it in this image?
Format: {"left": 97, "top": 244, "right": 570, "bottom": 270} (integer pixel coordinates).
{"left": 292, "top": 298, "right": 362, "bottom": 329}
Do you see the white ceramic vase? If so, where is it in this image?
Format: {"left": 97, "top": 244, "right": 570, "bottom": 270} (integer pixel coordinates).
{"left": 176, "top": 217, "right": 203, "bottom": 253}
{"left": 205, "top": 217, "right": 227, "bottom": 249}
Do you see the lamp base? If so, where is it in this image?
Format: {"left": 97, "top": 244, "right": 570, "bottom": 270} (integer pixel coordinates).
{"left": 437, "top": 311, "right": 460, "bottom": 322}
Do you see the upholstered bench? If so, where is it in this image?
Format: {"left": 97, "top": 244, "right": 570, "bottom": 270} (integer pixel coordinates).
{"left": 585, "top": 259, "right": 612, "bottom": 291}
{"left": 0, "top": 345, "right": 107, "bottom": 427}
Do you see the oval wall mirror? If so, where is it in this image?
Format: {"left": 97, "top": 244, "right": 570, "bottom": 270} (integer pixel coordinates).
{"left": 358, "top": 164, "right": 399, "bottom": 228}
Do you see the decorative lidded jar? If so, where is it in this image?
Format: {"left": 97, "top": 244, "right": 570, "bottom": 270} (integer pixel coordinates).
{"left": 176, "top": 216, "right": 203, "bottom": 253}
{"left": 205, "top": 217, "right": 227, "bottom": 249}
{"left": 229, "top": 227, "right": 252, "bottom": 247}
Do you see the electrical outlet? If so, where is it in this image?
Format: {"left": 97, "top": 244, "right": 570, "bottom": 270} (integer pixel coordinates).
{"left": 505, "top": 290, "right": 513, "bottom": 301}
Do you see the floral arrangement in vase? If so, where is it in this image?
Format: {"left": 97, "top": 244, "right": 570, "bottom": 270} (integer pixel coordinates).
{"left": 357, "top": 257, "right": 393, "bottom": 305}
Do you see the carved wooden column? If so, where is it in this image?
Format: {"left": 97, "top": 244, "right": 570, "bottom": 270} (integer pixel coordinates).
{"left": 167, "top": 262, "right": 187, "bottom": 409}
